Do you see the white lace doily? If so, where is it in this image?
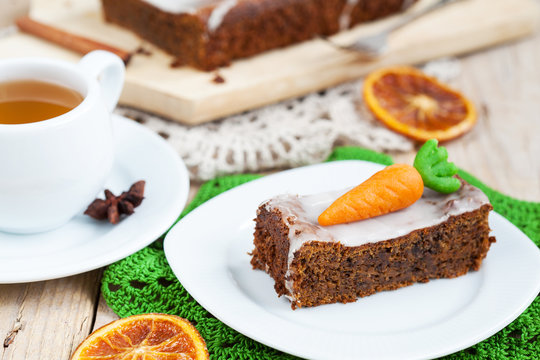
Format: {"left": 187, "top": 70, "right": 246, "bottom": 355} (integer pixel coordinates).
{"left": 117, "top": 58, "right": 461, "bottom": 181}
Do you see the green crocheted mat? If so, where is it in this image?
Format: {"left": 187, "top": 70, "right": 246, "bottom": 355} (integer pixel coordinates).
{"left": 102, "top": 147, "right": 539, "bottom": 359}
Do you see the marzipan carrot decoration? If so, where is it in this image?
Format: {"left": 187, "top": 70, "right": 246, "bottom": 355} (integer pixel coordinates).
{"left": 318, "top": 164, "right": 424, "bottom": 226}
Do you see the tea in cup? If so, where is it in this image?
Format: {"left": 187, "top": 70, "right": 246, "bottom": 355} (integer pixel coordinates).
{"left": 0, "top": 79, "right": 84, "bottom": 124}
{"left": 0, "top": 50, "right": 125, "bottom": 233}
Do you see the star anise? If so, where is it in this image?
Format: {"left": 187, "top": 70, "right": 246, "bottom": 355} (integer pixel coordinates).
{"left": 84, "top": 180, "right": 146, "bottom": 224}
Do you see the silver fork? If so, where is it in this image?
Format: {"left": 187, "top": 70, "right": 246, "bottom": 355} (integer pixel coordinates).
{"left": 324, "top": 0, "right": 460, "bottom": 60}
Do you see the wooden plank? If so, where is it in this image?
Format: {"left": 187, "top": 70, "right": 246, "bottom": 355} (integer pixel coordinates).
{"left": 0, "top": 0, "right": 538, "bottom": 124}
{"left": 450, "top": 37, "right": 540, "bottom": 201}
{"left": 0, "top": 272, "right": 101, "bottom": 360}
{"left": 0, "top": 0, "right": 29, "bottom": 28}
{"left": 92, "top": 295, "right": 119, "bottom": 331}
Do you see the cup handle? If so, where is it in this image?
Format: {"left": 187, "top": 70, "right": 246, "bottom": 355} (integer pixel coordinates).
{"left": 78, "top": 50, "right": 125, "bottom": 112}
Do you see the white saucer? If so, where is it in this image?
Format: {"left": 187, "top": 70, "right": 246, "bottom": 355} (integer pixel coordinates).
{"left": 0, "top": 114, "right": 190, "bottom": 283}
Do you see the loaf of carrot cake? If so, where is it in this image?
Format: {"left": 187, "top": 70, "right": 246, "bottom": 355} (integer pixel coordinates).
{"left": 100, "top": 0, "right": 415, "bottom": 70}
{"left": 250, "top": 179, "right": 495, "bottom": 309}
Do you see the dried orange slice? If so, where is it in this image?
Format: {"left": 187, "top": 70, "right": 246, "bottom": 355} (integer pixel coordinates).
{"left": 363, "top": 66, "right": 476, "bottom": 142}
{"left": 71, "top": 313, "right": 209, "bottom": 360}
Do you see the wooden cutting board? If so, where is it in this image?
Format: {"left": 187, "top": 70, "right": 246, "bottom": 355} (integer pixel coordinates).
{"left": 0, "top": 0, "right": 539, "bottom": 125}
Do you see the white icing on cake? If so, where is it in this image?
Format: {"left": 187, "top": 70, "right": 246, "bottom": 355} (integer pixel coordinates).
{"left": 140, "top": 0, "right": 235, "bottom": 31}
{"left": 402, "top": 0, "right": 417, "bottom": 10}
{"left": 260, "top": 182, "right": 490, "bottom": 300}
{"left": 141, "top": 0, "right": 414, "bottom": 34}
{"left": 339, "top": 0, "right": 360, "bottom": 30}
{"left": 208, "top": 0, "right": 237, "bottom": 31}
{"left": 140, "top": 0, "right": 205, "bottom": 13}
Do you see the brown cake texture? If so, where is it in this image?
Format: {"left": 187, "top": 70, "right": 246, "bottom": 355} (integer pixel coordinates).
{"left": 250, "top": 180, "right": 495, "bottom": 309}
{"left": 101, "top": 0, "right": 414, "bottom": 70}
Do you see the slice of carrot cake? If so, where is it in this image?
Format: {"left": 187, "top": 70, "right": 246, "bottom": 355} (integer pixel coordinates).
{"left": 250, "top": 179, "right": 494, "bottom": 309}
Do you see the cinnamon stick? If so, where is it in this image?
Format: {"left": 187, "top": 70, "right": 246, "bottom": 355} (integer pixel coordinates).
{"left": 16, "top": 16, "right": 132, "bottom": 65}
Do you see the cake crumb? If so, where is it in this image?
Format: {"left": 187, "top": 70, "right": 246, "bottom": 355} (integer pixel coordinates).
{"left": 170, "top": 58, "right": 185, "bottom": 68}
{"left": 135, "top": 46, "right": 152, "bottom": 56}
{"left": 212, "top": 73, "right": 226, "bottom": 84}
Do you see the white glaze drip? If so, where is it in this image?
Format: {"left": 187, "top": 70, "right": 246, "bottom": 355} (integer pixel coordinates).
{"left": 261, "top": 182, "right": 490, "bottom": 299}
{"left": 402, "top": 0, "right": 417, "bottom": 10}
{"left": 140, "top": 0, "right": 207, "bottom": 13}
{"left": 208, "top": 0, "right": 237, "bottom": 31}
{"left": 339, "top": 0, "right": 360, "bottom": 30}
{"left": 141, "top": 0, "right": 235, "bottom": 31}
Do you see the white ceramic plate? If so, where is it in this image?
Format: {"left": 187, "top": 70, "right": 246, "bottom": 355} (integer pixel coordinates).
{"left": 0, "top": 115, "right": 190, "bottom": 283}
{"left": 165, "top": 161, "right": 540, "bottom": 360}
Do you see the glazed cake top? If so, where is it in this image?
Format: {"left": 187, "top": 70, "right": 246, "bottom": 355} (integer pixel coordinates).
{"left": 261, "top": 181, "right": 490, "bottom": 257}
{"left": 141, "top": 0, "right": 238, "bottom": 31}
{"left": 141, "top": 0, "right": 414, "bottom": 32}
{"left": 141, "top": 0, "right": 223, "bottom": 12}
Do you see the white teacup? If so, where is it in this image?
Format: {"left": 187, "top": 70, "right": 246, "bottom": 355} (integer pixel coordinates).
{"left": 0, "top": 51, "right": 125, "bottom": 233}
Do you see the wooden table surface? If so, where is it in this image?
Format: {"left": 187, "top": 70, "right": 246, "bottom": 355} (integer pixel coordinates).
{"left": 1, "top": 30, "right": 540, "bottom": 360}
